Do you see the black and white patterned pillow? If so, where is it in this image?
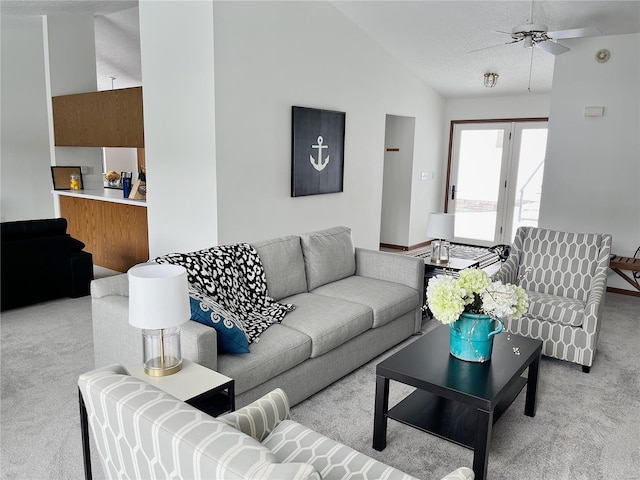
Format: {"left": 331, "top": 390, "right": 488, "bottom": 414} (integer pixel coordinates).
{"left": 154, "top": 244, "right": 294, "bottom": 344}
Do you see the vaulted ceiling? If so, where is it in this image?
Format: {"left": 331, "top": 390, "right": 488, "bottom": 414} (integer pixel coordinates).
{"left": 3, "top": 1, "right": 639, "bottom": 97}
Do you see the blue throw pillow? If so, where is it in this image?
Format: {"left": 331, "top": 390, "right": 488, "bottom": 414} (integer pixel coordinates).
{"left": 189, "top": 292, "right": 250, "bottom": 354}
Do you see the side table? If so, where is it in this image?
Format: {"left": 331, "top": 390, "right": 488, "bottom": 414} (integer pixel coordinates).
{"left": 79, "top": 360, "right": 234, "bottom": 480}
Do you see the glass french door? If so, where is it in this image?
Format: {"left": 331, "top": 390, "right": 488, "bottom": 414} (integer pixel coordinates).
{"left": 447, "top": 121, "right": 548, "bottom": 246}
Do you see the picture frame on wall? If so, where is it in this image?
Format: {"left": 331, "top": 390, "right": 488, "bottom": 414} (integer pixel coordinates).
{"left": 291, "top": 106, "right": 345, "bottom": 197}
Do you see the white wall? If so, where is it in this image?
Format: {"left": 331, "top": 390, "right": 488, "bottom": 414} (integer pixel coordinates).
{"left": 213, "top": 1, "right": 444, "bottom": 249}
{"left": 542, "top": 33, "right": 640, "bottom": 290}
{"left": 445, "top": 94, "right": 551, "bottom": 123}
{"left": 380, "top": 115, "right": 415, "bottom": 246}
{"left": 139, "top": 1, "right": 218, "bottom": 257}
{"left": 0, "top": 17, "right": 54, "bottom": 222}
{"left": 44, "top": 14, "right": 104, "bottom": 193}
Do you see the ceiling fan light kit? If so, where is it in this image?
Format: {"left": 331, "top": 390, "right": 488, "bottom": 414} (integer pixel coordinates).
{"left": 484, "top": 73, "right": 499, "bottom": 88}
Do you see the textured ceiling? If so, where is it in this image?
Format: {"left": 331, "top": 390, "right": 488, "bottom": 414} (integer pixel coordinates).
{"left": 3, "top": 1, "right": 640, "bottom": 97}
{"left": 331, "top": 0, "right": 640, "bottom": 97}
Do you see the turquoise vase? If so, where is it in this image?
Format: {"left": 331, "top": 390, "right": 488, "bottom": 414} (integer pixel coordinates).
{"left": 449, "top": 312, "right": 504, "bottom": 363}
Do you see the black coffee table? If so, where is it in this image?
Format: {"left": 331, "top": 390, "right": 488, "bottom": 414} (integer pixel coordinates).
{"left": 373, "top": 324, "right": 542, "bottom": 480}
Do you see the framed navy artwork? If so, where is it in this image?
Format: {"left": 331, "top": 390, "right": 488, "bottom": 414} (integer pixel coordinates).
{"left": 291, "top": 106, "right": 345, "bottom": 197}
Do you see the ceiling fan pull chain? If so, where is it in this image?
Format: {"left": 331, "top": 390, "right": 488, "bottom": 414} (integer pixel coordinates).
{"left": 528, "top": 47, "right": 534, "bottom": 93}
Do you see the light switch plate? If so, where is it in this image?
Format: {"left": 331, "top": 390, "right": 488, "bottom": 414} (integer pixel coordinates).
{"left": 585, "top": 106, "right": 605, "bottom": 117}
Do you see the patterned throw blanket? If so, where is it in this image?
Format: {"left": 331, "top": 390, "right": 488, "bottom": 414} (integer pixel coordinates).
{"left": 154, "top": 243, "right": 295, "bottom": 344}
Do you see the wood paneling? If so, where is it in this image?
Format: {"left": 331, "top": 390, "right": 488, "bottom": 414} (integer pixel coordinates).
{"left": 52, "top": 87, "right": 144, "bottom": 147}
{"left": 60, "top": 196, "right": 149, "bottom": 272}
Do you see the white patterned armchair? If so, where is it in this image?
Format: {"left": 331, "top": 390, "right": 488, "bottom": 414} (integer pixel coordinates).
{"left": 493, "top": 227, "right": 611, "bottom": 372}
{"left": 79, "top": 365, "right": 474, "bottom": 480}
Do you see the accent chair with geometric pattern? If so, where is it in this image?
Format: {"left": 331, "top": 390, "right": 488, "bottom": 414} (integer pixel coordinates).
{"left": 493, "top": 227, "right": 611, "bottom": 373}
{"left": 79, "top": 365, "right": 475, "bottom": 480}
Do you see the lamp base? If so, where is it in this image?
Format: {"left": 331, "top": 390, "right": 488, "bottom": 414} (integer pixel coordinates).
{"left": 430, "top": 239, "right": 451, "bottom": 264}
{"left": 142, "top": 327, "right": 182, "bottom": 377}
{"left": 144, "top": 356, "right": 182, "bottom": 377}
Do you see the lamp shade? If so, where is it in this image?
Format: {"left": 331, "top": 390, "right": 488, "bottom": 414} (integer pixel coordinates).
{"left": 128, "top": 264, "right": 190, "bottom": 330}
{"left": 426, "top": 213, "right": 455, "bottom": 240}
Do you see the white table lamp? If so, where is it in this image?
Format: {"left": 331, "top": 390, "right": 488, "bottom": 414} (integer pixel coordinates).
{"left": 128, "top": 264, "right": 190, "bottom": 377}
{"left": 426, "top": 213, "right": 455, "bottom": 264}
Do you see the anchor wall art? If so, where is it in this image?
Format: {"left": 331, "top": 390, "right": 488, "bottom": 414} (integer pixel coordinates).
{"left": 291, "top": 106, "right": 345, "bottom": 197}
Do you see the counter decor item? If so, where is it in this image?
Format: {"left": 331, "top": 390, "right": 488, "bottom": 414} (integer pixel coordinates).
{"left": 104, "top": 170, "right": 122, "bottom": 189}
{"left": 426, "top": 268, "right": 529, "bottom": 362}
{"left": 70, "top": 173, "right": 81, "bottom": 191}
{"left": 121, "top": 172, "right": 133, "bottom": 198}
{"left": 128, "top": 165, "right": 146, "bottom": 200}
{"left": 51, "top": 166, "right": 83, "bottom": 190}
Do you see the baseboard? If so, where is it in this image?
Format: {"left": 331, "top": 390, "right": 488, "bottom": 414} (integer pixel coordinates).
{"left": 380, "top": 243, "right": 408, "bottom": 251}
{"left": 606, "top": 287, "right": 640, "bottom": 298}
{"left": 380, "top": 240, "right": 431, "bottom": 252}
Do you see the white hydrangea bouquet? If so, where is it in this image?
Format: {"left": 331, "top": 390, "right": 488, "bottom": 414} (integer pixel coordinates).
{"left": 426, "top": 268, "right": 529, "bottom": 325}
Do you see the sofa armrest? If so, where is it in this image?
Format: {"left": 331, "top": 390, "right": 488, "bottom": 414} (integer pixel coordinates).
{"left": 355, "top": 248, "right": 424, "bottom": 332}
{"left": 91, "top": 275, "right": 219, "bottom": 370}
{"left": 355, "top": 248, "right": 423, "bottom": 291}
{"left": 91, "top": 273, "right": 129, "bottom": 298}
{"left": 441, "top": 467, "right": 475, "bottom": 480}
{"left": 218, "top": 388, "right": 290, "bottom": 442}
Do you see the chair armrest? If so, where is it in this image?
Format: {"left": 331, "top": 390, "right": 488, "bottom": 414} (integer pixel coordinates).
{"left": 441, "top": 467, "right": 475, "bottom": 480}
{"left": 582, "top": 234, "right": 612, "bottom": 336}
{"left": 491, "top": 253, "right": 519, "bottom": 285}
{"left": 218, "top": 388, "right": 290, "bottom": 442}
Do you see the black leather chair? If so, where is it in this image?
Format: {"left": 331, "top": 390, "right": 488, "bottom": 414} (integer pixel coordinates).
{"left": 1, "top": 218, "right": 93, "bottom": 311}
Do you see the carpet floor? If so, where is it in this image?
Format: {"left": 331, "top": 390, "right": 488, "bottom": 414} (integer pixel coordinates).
{"left": 1, "top": 292, "right": 638, "bottom": 480}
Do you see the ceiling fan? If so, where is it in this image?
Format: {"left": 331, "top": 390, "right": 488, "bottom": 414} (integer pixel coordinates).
{"left": 470, "top": 1, "right": 602, "bottom": 91}
{"left": 490, "top": 23, "right": 602, "bottom": 56}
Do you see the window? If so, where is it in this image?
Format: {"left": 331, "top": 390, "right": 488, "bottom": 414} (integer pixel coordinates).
{"left": 446, "top": 120, "right": 548, "bottom": 246}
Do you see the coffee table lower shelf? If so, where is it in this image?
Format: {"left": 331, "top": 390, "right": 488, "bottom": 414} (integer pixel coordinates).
{"left": 387, "top": 376, "right": 528, "bottom": 449}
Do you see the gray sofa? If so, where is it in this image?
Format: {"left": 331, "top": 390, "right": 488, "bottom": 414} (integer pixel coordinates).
{"left": 80, "top": 365, "right": 474, "bottom": 479}
{"left": 92, "top": 226, "right": 424, "bottom": 407}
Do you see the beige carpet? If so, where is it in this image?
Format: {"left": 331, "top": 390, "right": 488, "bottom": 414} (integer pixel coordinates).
{"left": 1, "top": 292, "right": 638, "bottom": 480}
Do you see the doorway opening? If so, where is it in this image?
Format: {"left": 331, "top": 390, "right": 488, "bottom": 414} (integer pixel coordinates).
{"left": 380, "top": 115, "right": 416, "bottom": 250}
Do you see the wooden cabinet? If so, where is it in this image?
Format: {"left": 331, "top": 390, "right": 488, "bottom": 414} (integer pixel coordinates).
{"left": 59, "top": 195, "right": 149, "bottom": 272}
{"left": 52, "top": 87, "right": 144, "bottom": 147}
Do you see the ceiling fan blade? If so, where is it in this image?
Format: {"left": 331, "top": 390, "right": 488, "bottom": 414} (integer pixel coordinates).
{"left": 547, "top": 26, "right": 602, "bottom": 40}
{"left": 536, "top": 40, "right": 571, "bottom": 55}
{"left": 467, "top": 38, "right": 521, "bottom": 54}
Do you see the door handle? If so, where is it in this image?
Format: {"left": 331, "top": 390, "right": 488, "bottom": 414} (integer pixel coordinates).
{"left": 451, "top": 185, "right": 456, "bottom": 200}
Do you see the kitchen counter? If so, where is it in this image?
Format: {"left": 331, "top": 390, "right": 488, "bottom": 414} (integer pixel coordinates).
{"left": 53, "top": 189, "right": 149, "bottom": 272}
{"left": 52, "top": 188, "right": 146, "bottom": 207}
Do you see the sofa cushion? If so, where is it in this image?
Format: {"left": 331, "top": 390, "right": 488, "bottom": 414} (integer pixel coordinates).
{"left": 252, "top": 235, "right": 307, "bottom": 301}
{"left": 525, "top": 290, "right": 585, "bottom": 327}
{"left": 189, "top": 289, "right": 250, "bottom": 354}
{"left": 300, "top": 226, "right": 356, "bottom": 290}
{"left": 217, "top": 324, "right": 312, "bottom": 395}
{"left": 312, "top": 275, "right": 419, "bottom": 329}
{"left": 264, "top": 420, "right": 417, "bottom": 480}
{"left": 279, "top": 293, "right": 373, "bottom": 358}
